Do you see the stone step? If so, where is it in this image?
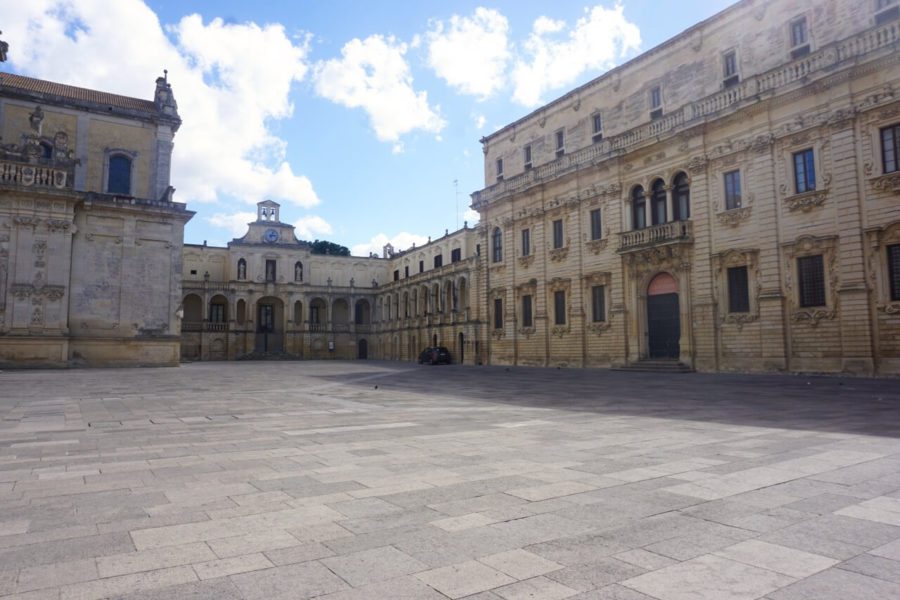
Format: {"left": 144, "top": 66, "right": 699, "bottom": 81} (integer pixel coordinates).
{"left": 612, "top": 360, "right": 694, "bottom": 373}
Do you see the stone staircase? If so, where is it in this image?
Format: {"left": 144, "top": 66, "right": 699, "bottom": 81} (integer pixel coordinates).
{"left": 236, "top": 350, "right": 301, "bottom": 361}
{"left": 612, "top": 359, "right": 694, "bottom": 373}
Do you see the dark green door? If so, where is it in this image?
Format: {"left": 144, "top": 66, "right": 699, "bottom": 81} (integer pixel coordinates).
{"left": 647, "top": 293, "right": 680, "bottom": 359}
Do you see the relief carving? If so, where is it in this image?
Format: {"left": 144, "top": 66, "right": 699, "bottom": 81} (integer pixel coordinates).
{"left": 717, "top": 207, "right": 752, "bottom": 226}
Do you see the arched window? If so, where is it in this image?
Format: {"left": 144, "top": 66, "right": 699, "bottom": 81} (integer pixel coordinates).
{"left": 673, "top": 172, "right": 690, "bottom": 221}
{"left": 651, "top": 179, "right": 667, "bottom": 225}
{"left": 107, "top": 155, "right": 132, "bottom": 195}
{"left": 39, "top": 142, "right": 53, "bottom": 159}
{"left": 492, "top": 227, "right": 503, "bottom": 263}
{"left": 631, "top": 186, "right": 646, "bottom": 230}
{"left": 237, "top": 258, "right": 247, "bottom": 280}
{"left": 294, "top": 261, "right": 303, "bottom": 282}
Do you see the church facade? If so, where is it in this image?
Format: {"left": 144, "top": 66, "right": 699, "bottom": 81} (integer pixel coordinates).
{"left": 0, "top": 72, "right": 193, "bottom": 366}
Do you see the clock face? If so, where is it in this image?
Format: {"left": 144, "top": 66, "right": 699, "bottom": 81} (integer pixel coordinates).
{"left": 264, "top": 229, "right": 279, "bottom": 243}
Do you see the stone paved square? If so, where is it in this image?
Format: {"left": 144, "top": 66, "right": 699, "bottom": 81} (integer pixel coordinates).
{"left": 1, "top": 361, "right": 899, "bottom": 599}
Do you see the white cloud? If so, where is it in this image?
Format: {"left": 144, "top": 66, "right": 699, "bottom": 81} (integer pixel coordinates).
{"left": 511, "top": 4, "right": 641, "bottom": 107}
{"left": 312, "top": 35, "right": 445, "bottom": 142}
{"left": 0, "top": 0, "right": 320, "bottom": 208}
{"left": 207, "top": 211, "right": 257, "bottom": 238}
{"left": 474, "top": 114, "right": 486, "bottom": 129}
{"left": 425, "top": 8, "right": 510, "bottom": 100}
{"left": 463, "top": 208, "right": 480, "bottom": 225}
{"left": 351, "top": 232, "right": 430, "bottom": 258}
{"left": 293, "top": 215, "right": 333, "bottom": 239}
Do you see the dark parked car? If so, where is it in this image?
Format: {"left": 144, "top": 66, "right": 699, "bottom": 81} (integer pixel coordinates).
{"left": 418, "top": 346, "right": 451, "bottom": 365}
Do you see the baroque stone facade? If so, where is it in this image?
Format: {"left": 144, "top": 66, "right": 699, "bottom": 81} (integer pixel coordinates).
{"left": 472, "top": 0, "right": 900, "bottom": 376}
{"left": 0, "top": 72, "right": 193, "bottom": 366}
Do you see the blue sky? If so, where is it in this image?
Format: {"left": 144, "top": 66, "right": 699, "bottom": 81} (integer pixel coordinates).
{"left": 1, "top": 0, "right": 734, "bottom": 255}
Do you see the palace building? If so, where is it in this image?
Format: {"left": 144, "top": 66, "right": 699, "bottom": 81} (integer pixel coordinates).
{"left": 3, "top": 0, "right": 900, "bottom": 374}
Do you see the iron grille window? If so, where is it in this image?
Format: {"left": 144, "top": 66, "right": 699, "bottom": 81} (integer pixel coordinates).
{"left": 554, "top": 290, "right": 566, "bottom": 325}
{"left": 552, "top": 219, "right": 564, "bottom": 249}
{"left": 522, "top": 295, "right": 533, "bottom": 327}
{"left": 590, "top": 209, "right": 602, "bottom": 240}
{"left": 521, "top": 228, "right": 531, "bottom": 256}
{"left": 882, "top": 124, "right": 900, "bottom": 173}
{"left": 889, "top": 244, "right": 900, "bottom": 301}
{"left": 724, "top": 170, "right": 742, "bottom": 209}
{"left": 493, "top": 298, "right": 503, "bottom": 329}
{"left": 797, "top": 255, "right": 826, "bottom": 307}
{"left": 793, "top": 148, "right": 816, "bottom": 193}
{"left": 727, "top": 266, "right": 750, "bottom": 313}
{"left": 591, "top": 285, "right": 606, "bottom": 322}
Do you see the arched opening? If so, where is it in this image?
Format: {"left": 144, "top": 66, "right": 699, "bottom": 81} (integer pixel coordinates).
{"left": 293, "top": 300, "right": 303, "bottom": 323}
{"left": 492, "top": 227, "right": 503, "bottom": 262}
{"left": 358, "top": 339, "right": 368, "bottom": 359}
{"left": 209, "top": 294, "right": 228, "bottom": 325}
{"left": 647, "top": 273, "right": 680, "bottom": 359}
{"left": 237, "top": 258, "right": 247, "bottom": 280}
{"left": 355, "top": 299, "right": 371, "bottom": 326}
{"left": 236, "top": 299, "right": 247, "bottom": 325}
{"left": 402, "top": 291, "right": 410, "bottom": 318}
{"left": 332, "top": 298, "right": 350, "bottom": 331}
{"left": 458, "top": 277, "right": 468, "bottom": 311}
{"left": 294, "top": 261, "right": 303, "bottom": 282}
{"left": 673, "top": 172, "right": 690, "bottom": 221}
{"left": 255, "top": 296, "right": 284, "bottom": 353}
{"left": 309, "top": 298, "right": 327, "bottom": 332}
{"left": 182, "top": 294, "right": 202, "bottom": 325}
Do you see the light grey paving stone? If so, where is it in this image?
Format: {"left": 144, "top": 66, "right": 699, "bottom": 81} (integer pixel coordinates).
{"left": 713, "top": 539, "right": 838, "bottom": 578}
{"left": 612, "top": 549, "right": 678, "bottom": 571}
{"left": 57, "top": 566, "right": 198, "bottom": 600}
{"left": 206, "top": 529, "right": 300, "bottom": 558}
{"left": 837, "top": 553, "right": 900, "bottom": 584}
{"left": 479, "top": 549, "right": 564, "bottom": 579}
{"left": 835, "top": 496, "right": 900, "bottom": 526}
{"left": 415, "top": 560, "right": 517, "bottom": 599}
{"left": 327, "top": 497, "right": 404, "bottom": 518}
{"left": 263, "top": 541, "right": 335, "bottom": 565}
{"left": 192, "top": 552, "right": 274, "bottom": 579}
{"left": 621, "top": 554, "right": 795, "bottom": 600}
{"left": 570, "top": 584, "right": 660, "bottom": 599}
{"left": 0, "top": 531, "right": 134, "bottom": 569}
{"left": 767, "top": 567, "right": 900, "bottom": 599}
{"left": 15, "top": 558, "right": 98, "bottom": 593}
{"left": 97, "top": 542, "right": 216, "bottom": 578}
{"left": 316, "top": 574, "right": 450, "bottom": 599}
{"left": 229, "top": 561, "right": 350, "bottom": 600}
{"left": 546, "top": 557, "right": 646, "bottom": 592}
{"left": 494, "top": 576, "right": 579, "bottom": 600}
{"left": 320, "top": 545, "right": 429, "bottom": 587}
{"left": 870, "top": 537, "right": 900, "bottom": 561}
{"left": 106, "top": 576, "right": 245, "bottom": 600}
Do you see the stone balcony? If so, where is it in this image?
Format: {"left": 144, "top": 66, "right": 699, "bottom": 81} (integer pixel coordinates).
{"left": 618, "top": 220, "right": 693, "bottom": 253}
{"left": 0, "top": 159, "right": 72, "bottom": 190}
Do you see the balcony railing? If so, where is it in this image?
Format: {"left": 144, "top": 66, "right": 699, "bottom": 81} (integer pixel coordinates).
{"left": 0, "top": 160, "right": 71, "bottom": 189}
{"left": 619, "top": 220, "right": 693, "bottom": 252}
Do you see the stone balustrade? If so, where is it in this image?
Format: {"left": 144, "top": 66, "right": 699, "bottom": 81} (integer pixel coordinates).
{"left": 619, "top": 220, "right": 693, "bottom": 251}
{"left": 0, "top": 160, "right": 70, "bottom": 189}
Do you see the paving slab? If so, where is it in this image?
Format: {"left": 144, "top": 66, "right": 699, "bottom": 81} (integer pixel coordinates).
{"left": 0, "top": 361, "right": 899, "bottom": 599}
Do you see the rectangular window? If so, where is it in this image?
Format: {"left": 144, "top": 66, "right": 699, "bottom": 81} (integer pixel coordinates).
{"left": 434, "top": 254, "right": 443, "bottom": 268}
{"left": 592, "top": 113, "right": 603, "bottom": 141}
{"left": 723, "top": 51, "right": 739, "bottom": 87}
{"left": 393, "top": 269, "right": 399, "bottom": 281}
{"left": 556, "top": 129, "right": 565, "bottom": 157}
{"left": 724, "top": 170, "right": 742, "bottom": 210}
{"left": 798, "top": 254, "right": 826, "bottom": 308}
{"left": 552, "top": 219, "right": 564, "bottom": 249}
{"left": 310, "top": 306, "right": 320, "bottom": 324}
{"left": 650, "top": 86, "right": 663, "bottom": 119}
{"left": 590, "top": 209, "right": 602, "bottom": 241}
{"left": 790, "top": 17, "right": 810, "bottom": 58}
{"left": 889, "top": 244, "right": 900, "bottom": 301}
{"left": 524, "top": 144, "right": 532, "bottom": 170}
{"left": 591, "top": 285, "right": 606, "bottom": 322}
{"left": 451, "top": 248, "right": 461, "bottom": 263}
{"left": 727, "top": 266, "right": 750, "bottom": 313}
{"left": 496, "top": 158, "right": 503, "bottom": 181}
{"left": 209, "top": 304, "right": 225, "bottom": 323}
{"left": 554, "top": 290, "right": 566, "bottom": 325}
{"left": 522, "top": 295, "right": 533, "bottom": 327}
{"left": 404, "top": 266, "right": 409, "bottom": 278}
{"left": 876, "top": 0, "right": 899, "bottom": 24}
{"left": 419, "top": 260, "right": 424, "bottom": 273}
{"left": 265, "top": 259, "right": 276, "bottom": 282}
{"left": 793, "top": 148, "right": 816, "bottom": 193}
{"left": 521, "top": 228, "right": 531, "bottom": 256}
{"left": 493, "top": 298, "right": 503, "bottom": 329}
{"left": 882, "top": 123, "right": 900, "bottom": 173}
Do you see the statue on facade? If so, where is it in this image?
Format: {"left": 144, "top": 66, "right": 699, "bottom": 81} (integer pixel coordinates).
{"left": 0, "top": 32, "right": 8, "bottom": 62}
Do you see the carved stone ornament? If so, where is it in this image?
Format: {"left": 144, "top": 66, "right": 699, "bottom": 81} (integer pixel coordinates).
{"left": 586, "top": 239, "right": 608, "bottom": 254}
{"left": 723, "top": 313, "right": 759, "bottom": 331}
{"left": 687, "top": 155, "right": 709, "bottom": 173}
{"left": 872, "top": 174, "right": 900, "bottom": 194}
{"left": 491, "top": 328, "right": 505, "bottom": 340}
{"left": 588, "top": 321, "right": 611, "bottom": 334}
{"left": 879, "top": 302, "right": 900, "bottom": 314}
{"left": 551, "top": 325, "right": 570, "bottom": 338}
{"left": 784, "top": 190, "right": 827, "bottom": 212}
{"left": 517, "top": 326, "right": 536, "bottom": 338}
{"left": 717, "top": 207, "right": 752, "bottom": 226}
{"left": 518, "top": 254, "right": 535, "bottom": 268}
{"left": 549, "top": 247, "right": 569, "bottom": 262}
{"left": 790, "top": 308, "right": 836, "bottom": 326}
{"left": 548, "top": 277, "right": 570, "bottom": 292}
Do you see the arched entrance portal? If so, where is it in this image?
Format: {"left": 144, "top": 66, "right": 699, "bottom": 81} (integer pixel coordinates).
{"left": 255, "top": 296, "right": 284, "bottom": 353}
{"left": 358, "top": 339, "right": 368, "bottom": 359}
{"left": 647, "top": 273, "right": 680, "bottom": 359}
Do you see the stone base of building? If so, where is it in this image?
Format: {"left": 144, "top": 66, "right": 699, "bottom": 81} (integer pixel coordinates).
{"left": 0, "top": 337, "right": 70, "bottom": 367}
{"left": 0, "top": 336, "right": 181, "bottom": 368}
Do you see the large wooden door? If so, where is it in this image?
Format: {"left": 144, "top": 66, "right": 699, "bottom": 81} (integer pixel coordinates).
{"left": 647, "top": 293, "right": 680, "bottom": 358}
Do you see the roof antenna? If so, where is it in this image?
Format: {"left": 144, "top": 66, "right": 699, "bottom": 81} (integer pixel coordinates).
{"left": 163, "top": 69, "right": 168, "bottom": 83}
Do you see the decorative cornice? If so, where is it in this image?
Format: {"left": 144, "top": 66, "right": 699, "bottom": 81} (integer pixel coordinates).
{"left": 717, "top": 207, "right": 751, "bottom": 226}
{"left": 518, "top": 254, "right": 535, "bottom": 268}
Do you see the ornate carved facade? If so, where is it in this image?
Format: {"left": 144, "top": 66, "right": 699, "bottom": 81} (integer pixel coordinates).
{"left": 0, "top": 72, "right": 193, "bottom": 366}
